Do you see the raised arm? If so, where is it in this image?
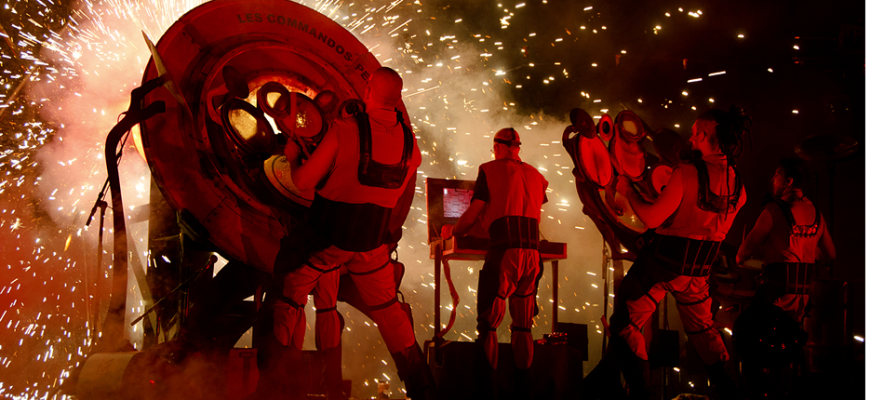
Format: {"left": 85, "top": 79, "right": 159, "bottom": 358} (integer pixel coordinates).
{"left": 816, "top": 215, "right": 836, "bottom": 262}
{"left": 290, "top": 126, "right": 338, "bottom": 191}
{"left": 615, "top": 165, "right": 684, "bottom": 229}
{"left": 443, "top": 166, "right": 488, "bottom": 239}
{"left": 736, "top": 208, "right": 773, "bottom": 264}
{"left": 453, "top": 199, "right": 486, "bottom": 237}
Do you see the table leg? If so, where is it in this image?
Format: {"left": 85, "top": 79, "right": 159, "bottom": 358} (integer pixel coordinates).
{"left": 552, "top": 260, "right": 559, "bottom": 332}
{"left": 433, "top": 241, "right": 442, "bottom": 342}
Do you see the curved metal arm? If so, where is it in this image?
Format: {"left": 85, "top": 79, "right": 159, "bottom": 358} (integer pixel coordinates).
{"left": 94, "top": 77, "right": 166, "bottom": 353}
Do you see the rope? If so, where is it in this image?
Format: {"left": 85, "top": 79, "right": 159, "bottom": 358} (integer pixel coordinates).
{"left": 436, "top": 241, "right": 461, "bottom": 339}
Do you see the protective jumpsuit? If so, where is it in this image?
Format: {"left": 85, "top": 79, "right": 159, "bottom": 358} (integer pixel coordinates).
{"left": 308, "top": 254, "right": 409, "bottom": 399}
{"left": 472, "top": 158, "right": 548, "bottom": 371}
{"left": 270, "top": 107, "right": 432, "bottom": 398}
{"left": 608, "top": 155, "right": 745, "bottom": 399}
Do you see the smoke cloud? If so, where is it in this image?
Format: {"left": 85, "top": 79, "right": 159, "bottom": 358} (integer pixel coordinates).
{"left": 17, "top": 0, "right": 612, "bottom": 397}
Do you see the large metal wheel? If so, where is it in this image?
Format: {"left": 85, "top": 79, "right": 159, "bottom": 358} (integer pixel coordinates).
{"left": 139, "top": 0, "right": 408, "bottom": 272}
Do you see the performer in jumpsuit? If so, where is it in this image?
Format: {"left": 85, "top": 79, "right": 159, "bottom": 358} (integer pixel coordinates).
{"left": 735, "top": 158, "right": 836, "bottom": 398}
{"left": 587, "top": 108, "right": 750, "bottom": 400}
{"left": 252, "top": 67, "right": 435, "bottom": 400}
{"left": 300, "top": 88, "right": 415, "bottom": 400}
{"left": 737, "top": 158, "right": 835, "bottom": 321}
{"left": 309, "top": 248, "right": 410, "bottom": 400}
{"left": 442, "top": 128, "right": 548, "bottom": 399}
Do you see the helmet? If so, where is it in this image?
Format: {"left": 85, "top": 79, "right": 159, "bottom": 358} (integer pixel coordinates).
{"left": 494, "top": 127, "right": 521, "bottom": 147}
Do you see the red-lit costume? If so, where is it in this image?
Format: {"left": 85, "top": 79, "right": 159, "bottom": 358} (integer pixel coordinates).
{"left": 268, "top": 106, "right": 432, "bottom": 398}
{"left": 472, "top": 158, "right": 549, "bottom": 371}
{"left": 276, "top": 253, "right": 408, "bottom": 399}
{"left": 737, "top": 190, "right": 832, "bottom": 321}
{"left": 604, "top": 155, "right": 745, "bottom": 399}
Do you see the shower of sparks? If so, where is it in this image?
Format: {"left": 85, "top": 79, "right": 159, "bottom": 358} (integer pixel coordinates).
{"left": 0, "top": 0, "right": 808, "bottom": 397}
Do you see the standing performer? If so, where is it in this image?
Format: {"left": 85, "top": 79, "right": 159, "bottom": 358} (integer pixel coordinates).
{"left": 736, "top": 158, "right": 835, "bottom": 321}
{"left": 587, "top": 108, "right": 750, "bottom": 400}
{"left": 252, "top": 67, "right": 433, "bottom": 399}
{"left": 733, "top": 158, "right": 836, "bottom": 398}
{"left": 312, "top": 252, "right": 409, "bottom": 400}
{"left": 442, "top": 128, "right": 549, "bottom": 399}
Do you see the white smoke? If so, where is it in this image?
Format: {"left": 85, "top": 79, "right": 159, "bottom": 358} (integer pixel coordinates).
{"left": 32, "top": 0, "right": 190, "bottom": 351}
{"left": 26, "top": 0, "right": 612, "bottom": 396}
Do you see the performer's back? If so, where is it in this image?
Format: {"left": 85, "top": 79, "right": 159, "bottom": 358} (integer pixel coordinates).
{"left": 761, "top": 197, "right": 826, "bottom": 264}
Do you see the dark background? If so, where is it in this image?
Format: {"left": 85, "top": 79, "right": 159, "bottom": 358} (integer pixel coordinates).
{"left": 414, "top": 0, "right": 865, "bottom": 279}
{"left": 0, "top": 0, "right": 863, "bottom": 397}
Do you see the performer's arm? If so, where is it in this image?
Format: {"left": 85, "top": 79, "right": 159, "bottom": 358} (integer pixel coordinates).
{"left": 410, "top": 136, "right": 423, "bottom": 170}
{"left": 817, "top": 216, "right": 836, "bottom": 262}
{"left": 388, "top": 166, "right": 420, "bottom": 243}
{"left": 291, "top": 127, "right": 338, "bottom": 191}
{"left": 736, "top": 208, "right": 773, "bottom": 264}
{"left": 615, "top": 166, "right": 683, "bottom": 228}
{"left": 284, "top": 139, "right": 302, "bottom": 165}
{"left": 542, "top": 176, "right": 549, "bottom": 205}
{"left": 443, "top": 167, "right": 488, "bottom": 239}
{"left": 737, "top": 184, "right": 748, "bottom": 212}
{"left": 453, "top": 200, "right": 486, "bottom": 237}
{"left": 392, "top": 142, "right": 423, "bottom": 226}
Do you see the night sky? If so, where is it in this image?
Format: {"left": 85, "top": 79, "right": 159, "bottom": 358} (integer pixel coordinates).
{"left": 0, "top": 0, "right": 863, "bottom": 398}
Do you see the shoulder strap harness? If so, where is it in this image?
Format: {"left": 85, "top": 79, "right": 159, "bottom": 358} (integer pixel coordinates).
{"left": 772, "top": 198, "right": 821, "bottom": 238}
{"left": 354, "top": 109, "right": 414, "bottom": 189}
{"left": 690, "top": 159, "right": 742, "bottom": 214}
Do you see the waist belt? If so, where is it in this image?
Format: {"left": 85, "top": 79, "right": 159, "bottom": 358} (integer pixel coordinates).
{"left": 763, "top": 262, "right": 816, "bottom": 295}
{"left": 488, "top": 216, "right": 539, "bottom": 251}
{"left": 651, "top": 235, "right": 721, "bottom": 277}
{"left": 309, "top": 193, "right": 391, "bottom": 252}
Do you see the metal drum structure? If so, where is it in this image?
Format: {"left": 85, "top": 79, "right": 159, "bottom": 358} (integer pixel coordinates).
{"left": 75, "top": 1, "right": 411, "bottom": 398}
{"left": 564, "top": 108, "right": 725, "bottom": 372}
{"left": 140, "top": 0, "right": 406, "bottom": 272}
{"left": 562, "top": 108, "right": 673, "bottom": 264}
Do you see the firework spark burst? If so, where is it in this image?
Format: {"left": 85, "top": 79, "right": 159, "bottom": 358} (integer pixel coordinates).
{"left": 0, "top": 0, "right": 820, "bottom": 397}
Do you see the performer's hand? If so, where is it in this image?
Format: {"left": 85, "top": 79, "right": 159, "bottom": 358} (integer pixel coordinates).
{"left": 615, "top": 175, "right": 633, "bottom": 196}
{"left": 284, "top": 140, "right": 302, "bottom": 163}
{"left": 739, "top": 259, "right": 764, "bottom": 271}
{"left": 440, "top": 224, "right": 454, "bottom": 240}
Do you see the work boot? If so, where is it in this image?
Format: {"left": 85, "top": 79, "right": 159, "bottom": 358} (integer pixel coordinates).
{"left": 581, "top": 342, "right": 627, "bottom": 400}
{"left": 244, "top": 346, "right": 304, "bottom": 399}
{"left": 474, "top": 341, "right": 499, "bottom": 399}
{"left": 705, "top": 361, "right": 743, "bottom": 400}
{"left": 611, "top": 338, "right": 653, "bottom": 400}
{"left": 513, "top": 367, "right": 533, "bottom": 400}
{"left": 390, "top": 343, "right": 437, "bottom": 400}
{"left": 621, "top": 356, "right": 654, "bottom": 400}
{"left": 247, "top": 344, "right": 309, "bottom": 400}
{"left": 247, "top": 303, "right": 305, "bottom": 400}
{"left": 320, "top": 346, "right": 347, "bottom": 400}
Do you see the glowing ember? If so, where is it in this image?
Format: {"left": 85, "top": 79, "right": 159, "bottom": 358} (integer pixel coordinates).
{"left": 0, "top": 0, "right": 857, "bottom": 397}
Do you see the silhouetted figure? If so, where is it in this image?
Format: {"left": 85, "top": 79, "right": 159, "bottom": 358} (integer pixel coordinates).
{"left": 585, "top": 107, "right": 750, "bottom": 400}
{"left": 737, "top": 157, "right": 835, "bottom": 320}
{"left": 442, "top": 128, "right": 549, "bottom": 400}
{"left": 250, "top": 67, "right": 434, "bottom": 400}
{"left": 735, "top": 158, "right": 836, "bottom": 398}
